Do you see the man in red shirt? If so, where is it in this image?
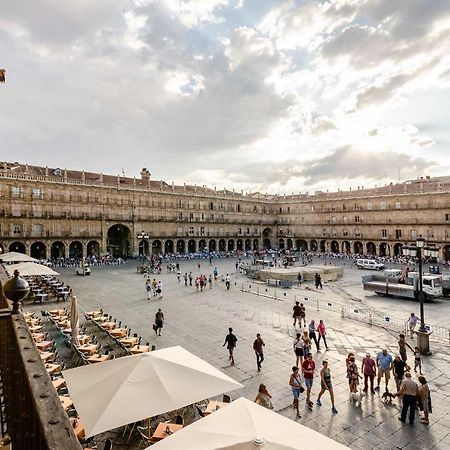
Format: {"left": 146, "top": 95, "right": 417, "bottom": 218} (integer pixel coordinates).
{"left": 253, "top": 333, "right": 265, "bottom": 372}
{"left": 302, "top": 352, "right": 315, "bottom": 408}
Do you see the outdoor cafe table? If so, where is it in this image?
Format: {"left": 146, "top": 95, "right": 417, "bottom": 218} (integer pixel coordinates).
{"left": 77, "top": 344, "right": 97, "bottom": 355}
{"left": 32, "top": 333, "right": 46, "bottom": 343}
{"left": 119, "top": 337, "right": 138, "bottom": 347}
{"left": 101, "top": 322, "right": 116, "bottom": 330}
{"left": 36, "top": 340, "right": 54, "bottom": 351}
{"left": 94, "top": 316, "right": 109, "bottom": 323}
{"left": 59, "top": 395, "right": 74, "bottom": 412}
{"left": 85, "top": 310, "right": 102, "bottom": 318}
{"left": 204, "top": 401, "right": 229, "bottom": 415}
{"left": 130, "top": 345, "right": 150, "bottom": 354}
{"left": 26, "top": 318, "right": 41, "bottom": 326}
{"left": 109, "top": 328, "right": 127, "bottom": 338}
{"left": 87, "top": 354, "right": 109, "bottom": 364}
{"left": 151, "top": 423, "right": 183, "bottom": 442}
{"left": 52, "top": 378, "right": 66, "bottom": 390}
{"left": 23, "top": 312, "right": 35, "bottom": 319}
{"left": 49, "top": 309, "right": 66, "bottom": 316}
{"left": 70, "top": 418, "right": 85, "bottom": 440}
{"left": 77, "top": 335, "right": 91, "bottom": 345}
{"left": 40, "top": 351, "right": 56, "bottom": 363}
{"left": 29, "top": 325, "right": 44, "bottom": 332}
{"left": 45, "top": 363, "right": 62, "bottom": 375}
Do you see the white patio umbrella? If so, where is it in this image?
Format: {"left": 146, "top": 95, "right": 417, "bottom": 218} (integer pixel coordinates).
{"left": 70, "top": 296, "right": 79, "bottom": 346}
{"left": 148, "top": 397, "right": 350, "bottom": 450}
{"left": 4, "top": 262, "right": 59, "bottom": 277}
{"left": 0, "top": 252, "right": 38, "bottom": 263}
{"left": 63, "top": 346, "right": 243, "bottom": 437}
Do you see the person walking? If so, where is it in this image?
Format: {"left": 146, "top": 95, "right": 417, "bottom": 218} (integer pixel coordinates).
{"left": 145, "top": 282, "right": 152, "bottom": 300}
{"left": 302, "top": 353, "right": 315, "bottom": 408}
{"left": 393, "top": 355, "right": 407, "bottom": 394}
{"left": 418, "top": 376, "right": 431, "bottom": 425}
{"left": 154, "top": 309, "right": 164, "bottom": 336}
{"left": 213, "top": 267, "right": 218, "bottom": 280}
{"left": 413, "top": 346, "right": 422, "bottom": 374}
{"left": 151, "top": 278, "right": 158, "bottom": 297}
{"left": 225, "top": 274, "right": 231, "bottom": 290}
{"left": 315, "top": 273, "right": 323, "bottom": 289}
{"left": 189, "top": 272, "right": 193, "bottom": 286}
{"left": 253, "top": 333, "right": 265, "bottom": 372}
{"left": 347, "top": 355, "right": 360, "bottom": 393}
{"left": 208, "top": 274, "right": 213, "bottom": 289}
{"left": 289, "top": 366, "right": 303, "bottom": 418}
{"left": 292, "top": 301, "right": 302, "bottom": 327}
{"left": 316, "top": 360, "right": 338, "bottom": 413}
{"left": 223, "top": 327, "right": 237, "bottom": 365}
{"left": 255, "top": 384, "right": 273, "bottom": 409}
{"left": 398, "top": 372, "right": 419, "bottom": 425}
{"left": 157, "top": 280, "right": 163, "bottom": 299}
{"left": 299, "top": 303, "right": 306, "bottom": 328}
{"left": 297, "top": 272, "right": 303, "bottom": 287}
{"left": 398, "top": 333, "right": 408, "bottom": 361}
{"left": 308, "top": 319, "right": 319, "bottom": 351}
{"left": 184, "top": 273, "right": 188, "bottom": 286}
{"left": 375, "top": 349, "right": 393, "bottom": 392}
{"left": 408, "top": 313, "right": 419, "bottom": 338}
{"left": 361, "top": 353, "right": 376, "bottom": 394}
{"left": 293, "top": 332, "right": 304, "bottom": 367}
{"left": 301, "top": 330, "right": 311, "bottom": 357}
{"left": 317, "top": 320, "right": 328, "bottom": 350}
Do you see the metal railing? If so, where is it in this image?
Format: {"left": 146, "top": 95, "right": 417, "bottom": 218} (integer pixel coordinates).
{"left": 240, "top": 283, "right": 450, "bottom": 344}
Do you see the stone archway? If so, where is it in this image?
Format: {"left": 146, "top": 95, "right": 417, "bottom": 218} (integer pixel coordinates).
{"left": 262, "top": 227, "right": 272, "bottom": 238}
{"left": 320, "top": 240, "right": 327, "bottom": 252}
{"left": 177, "top": 240, "right": 186, "bottom": 254}
{"left": 228, "top": 240, "right": 235, "bottom": 251}
{"left": 188, "top": 239, "right": 196, "bottom": 253}
{"left": 379, "top": 242, "right": 390, "bottom": 257}
{"left": 30, "top": 242, "right": 46, "bottom": 259}
{"left": 393, "top": 243, "right": 403, "bottom": 256}
{"left": 87, "top": 240, "right": 100, "bottom": 257}
{"left": 107, "top": 224, "right": 131, "bottom": 257}
{"left": 244, "top": 239, "right": 251, "bottom": 251}
{"left": 443, "top": 245, "right": 450, "bottom": 261}
{"left": 287, "top": 238, "right": 293, "bottom": 250}
{"left": 69, "top": 241, "right": 83, "bottom": 258}
{"left": 353, "top": 241, "right": 363, "bottom": 254}
{"left": 366, "top": 241, "right": 376, "bottom": 255}
{"left": 296, "top": 240, "right": 308, "bottom": 251}
{"left": 199, "top": 239, "right": 207, "bottom": 252}
{"left": 253, "top": 239, "right": 259, "bottom": 251}
{"left": 51, "top": 241, "right": 65, "bottom": 259}
{"left": 342, "top": 241, "right": 351, "bottom": 254}
{"left": 152, "top": 240, "right": 162, "bottom": 255}
{"left": 0, "top": 243, "right": 4, "bottom": 255}
{"left": 310, "top": 240, "right": 318, "bottom": 251}
{"left": 331, "top": 240, "right": 339, "bottom": 253}
{"left": 209, "top": 240, "right": 217, "bottom": 252}
{"left": 263, "top": 238, "right": 271, "bottom": 249}
{"left": 139, "top": 240, "right": 150, "bottom": 256}
{"left": 165, "top": 240, "right": 174, "bottom": 254}
{"left": 9, "top": 242, "right": 26, "bottom": 253}
{"left": 278, "top": 238, "right": 285, "bottom": 250}
{"left": 236, "top": 239, "right": 243, "bottom": 251}
{"left": 219, "top": 239, "right": 226, "bottom": 252}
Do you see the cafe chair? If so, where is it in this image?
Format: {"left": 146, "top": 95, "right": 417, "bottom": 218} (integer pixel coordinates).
{"left": 173, "top": 415, "right": 184, "bottom": 425}
{"left": 137, "top": 425, "right": 153, "bottom": 447}
{"left": 222, "top": 394, "right": 231, "bottom": 403}
{"left": 66, "top": 408, "right": 78, "bottom": 418}
{"left": 195, "top": 405, "right": 205, "bottom": 417}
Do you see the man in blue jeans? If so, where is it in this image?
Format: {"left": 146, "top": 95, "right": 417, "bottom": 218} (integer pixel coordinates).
{"left": 253, "top": 333, "right": 265, "bottom": 372}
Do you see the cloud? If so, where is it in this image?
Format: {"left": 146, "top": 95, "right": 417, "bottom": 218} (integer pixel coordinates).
{"left": 299, "top": 145, "right": 437, "bottom": 185}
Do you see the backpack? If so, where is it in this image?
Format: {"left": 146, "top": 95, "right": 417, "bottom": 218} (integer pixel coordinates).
{"left": 146, "top": 284, "right": 151, "bottom": 291}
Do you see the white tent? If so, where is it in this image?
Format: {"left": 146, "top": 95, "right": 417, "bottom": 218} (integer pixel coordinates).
{"left": 63, "top": 346, "right": 244, "bottom": 437}
{"left": 0, "top": 252, "right": 38, "bottom": 263}
{"left": 4, "top": 262, "right": 59, "bottom": 277}
{"left": 70, "top": 296, "right": 79, "bottom": 346}
{"left": 149, "top": 397, "right": 350, "bottom": 450}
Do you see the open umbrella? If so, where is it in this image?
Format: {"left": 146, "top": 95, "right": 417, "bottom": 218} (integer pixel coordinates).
{"left": 4, "top": 262, "right": 59, "bottom": 277}
{"left": 63, "top": 346, "right": 243, "bottom": 437}
{"left": 149, "top": 397, "right": 350, "bottom": 450}
{"left": 70, "top": 296, "right": 79, "bottom": 346}
{"left": 0, "top": 252, "right": 38, "bottom": 263}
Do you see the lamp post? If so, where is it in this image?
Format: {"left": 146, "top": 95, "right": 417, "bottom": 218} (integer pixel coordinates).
{"left": 402, "top": 237, "right": 438, "bottom": 355}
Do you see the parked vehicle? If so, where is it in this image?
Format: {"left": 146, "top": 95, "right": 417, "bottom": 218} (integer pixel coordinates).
{"left": 356, "top": 259, "right": 385, "bottom": 270}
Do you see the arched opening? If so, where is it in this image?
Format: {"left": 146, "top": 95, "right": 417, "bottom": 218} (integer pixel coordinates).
{"left": 139, "top": 240, "right": 150, "bottom": 256}
{"left": 366, "top": 242, "right": 376, "bottom": 255}
{"left": 30, "top": 242, "right": 46, "bottom": 259}
{"left": 287, "top": 238, "right": 293, "bottom": 250}
{"left": 165, "top": 240, "right": 174, "bottom": 254}
{"left": 176, "top": 240, "right": 186, "bottom": 254}
{"left": 228, "top": 240, "right": 235, "bottom": 251}
{"left": 330, "top": 240, "right": 339, "bottom": 253}
{"left": 245, "top": 239, "right": 251, "bottom": 251}
{"left": 353, "top": 241, "right": 363, "bottom": 254}
{"left": 443, "top": 245, "right": 450, "bottom": 261}
{"left": 152, "top": 240, "right": 162, "bottom": 255}
{"left": 342, "top": 241, "right": 351, "bottom": 254}
{"left": 320, "top": 240, "right": 327, "bottom": 252}
{"left": 278, "top": 238, "right": 285, "bottom": 250}
{"left": 187, "top": 240, "right": 196, "bottom": 253}
{"left": 253, "top": 239, "right": 259, "bottom": 251}
{"left": 9, "top": 242, "right": 26, "bottom": 254}
{"left": 262, "top": 228, "right": 272, "bottom": 238}
{"left": 218, "top": 239, "right": 226, "bottom": 252}
{"left": 236, "top": 239, "right": 243, "bottom": 251}
{"left": 0, "top": 243, "right": 4, "bottom": 255}
{"left": 87, "top": 240, "right": 100, "bottom": 257}
{"left": 379, "top": 242, "right": 390, "bottom": 257}
{"left": 393, "top": 243, "right": 403, "bottom": 257}
{"left": 263, "top": 238, "right": 271, "bottom": 249}
{"left": 209, "top": 240, "right": 217, "bottom": 252}
{"left": 51, "top": 241, "right": 65, "bottom": 259}
{"left": 310, "top": 240, "right": 318, "bottom": 251}
{"left": 296, "top": 240, "right": 308, "bottom": 251}
{"left": 107, "top": 224, "right": 131, "bottom": 257}
{"left": 69, "top": 241, "right": 83, "bottom": 258}
{"left": 199, "top": 239, "right": 207, "bottom": 252}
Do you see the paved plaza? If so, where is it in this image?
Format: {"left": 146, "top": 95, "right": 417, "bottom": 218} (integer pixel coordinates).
{"left": 26, "top": 258, "right": 450, "bottom": 449}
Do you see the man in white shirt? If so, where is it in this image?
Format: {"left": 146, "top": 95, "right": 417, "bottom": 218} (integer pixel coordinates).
{"left": 408, "top": 313, "right": 419, "bottom": 338}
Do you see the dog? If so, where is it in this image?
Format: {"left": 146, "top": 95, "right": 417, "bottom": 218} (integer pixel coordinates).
{"left": 381, "top": 391, "right": 397, "bottom": 404}
{"left": 349, "top": 390, "right": 366, "bottom": 407}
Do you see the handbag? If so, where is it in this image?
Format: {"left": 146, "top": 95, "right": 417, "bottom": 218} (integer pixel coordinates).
{"left": 153, "top": 324, "right": 158, "bottom": 332}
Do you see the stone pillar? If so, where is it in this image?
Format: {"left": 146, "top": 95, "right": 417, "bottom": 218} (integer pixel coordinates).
{"left": 82, "top": 241, "right": 87, "bottom": 258}
{"left": 63, "top": 241, "right": 69, "bottom": 258}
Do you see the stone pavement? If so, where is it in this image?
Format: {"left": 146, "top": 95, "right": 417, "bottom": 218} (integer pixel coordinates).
{"left": 25, "top": 259, "right": 450, "bottom": 449}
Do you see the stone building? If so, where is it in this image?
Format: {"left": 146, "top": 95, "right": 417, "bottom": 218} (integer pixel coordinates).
{"left": 0, "top": 162, "right": 449, "bottom": 261}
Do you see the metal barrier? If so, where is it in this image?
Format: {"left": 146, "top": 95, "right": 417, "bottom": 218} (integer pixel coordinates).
{"left": 240, "top": 283, "right": 450, "bottom": 344}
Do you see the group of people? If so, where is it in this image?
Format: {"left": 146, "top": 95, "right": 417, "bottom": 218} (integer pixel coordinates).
{"left": 145, "top": 277, "right": 163, "bottom": 299}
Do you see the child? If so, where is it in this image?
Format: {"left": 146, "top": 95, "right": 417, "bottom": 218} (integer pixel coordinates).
{"left": 414, "top": 347, "right": 422, "bottom": 375}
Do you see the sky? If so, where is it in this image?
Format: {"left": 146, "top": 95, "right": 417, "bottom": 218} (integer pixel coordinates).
{"left": 1, "top": 0, "right": 450, "bottom": 194}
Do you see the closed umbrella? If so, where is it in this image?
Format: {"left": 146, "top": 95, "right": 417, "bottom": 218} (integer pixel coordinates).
{"left": 70, "top": 296, "right": 79, "bottom": 346}
{"left": 149, "top": 397, "right": 350, "bottom": 450}
{"left": 0, "top": 252, "right": 38, "bottom": 263}
{"left": 4, "top": 262, "right": 59, "bottom": 277}
{"left": 63, "top": 346, "right": 243, "bottom": 437}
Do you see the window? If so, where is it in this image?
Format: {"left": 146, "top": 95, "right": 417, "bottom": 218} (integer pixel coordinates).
{"left": 262, "top": 206, "right": 266, "bottom": 214}
{"left": 200, "top": 227, "right": 205, "bottom": 236}
{"left": 219, "top": 227, "right": 224, "bottom": 235}
{"left": 355, "top": 216, "right": 360, "bottom": 223}
{"left": 380, "top": 202, "right": 386, "bottom": 210}
{"left": 177, "top": 226, "right": 183, "bottom": 236}
{"left": 189, "top": 226, "right": 194, "bottom": 236}
{"left": 279, "top": 207, "right": 282, "bottom": 213}
{"left": 32, "top": 224, "right": 43, "bottom": 237}
{"left": 323, "top": 228, "right": 326, "bottom": 237}
{"left": 395, "top": 202, "right": 401, "bottom": 209}
{"left": 343, "top": 229, "right": 349, "bottom": 237}
{"left": 32, "top": 188, "right": 42, "bottom": 199}
{"left": 254, "top": 206, "right": 258, "bottom": 212}
{"left": 381, "top": 229, "right": 387, "bottom": 238}
{"left": 11, "top": 186, "right": 22, "bottom": 197}
{"left": 355, "top": 229, "right": 360, "bottom": 237}
{"left": 343, "top": 216, "right": 348, "bottom": 223}
{"left": 200, "top": 213, "right": 205, "bottom": 221}
{"left": 253, "top": 228, "right": 258, "bottom": 235}
{"left": 237, "top": 228, "right": 242, "bottom": 235}
{"left": 342, "top": 204, "right": 347, "bottom": 211}
{"left": 331, "top": 229, "right": 336, "bottom": 236}
{"left": 209, "top": 227, "right": 215, "bottom": 236}
{"left": 11, "top": 204, "right": 21, "bottom": 217}
{"left": 445, "top": 213, "right": 449, "bottom": 222}
{"left": 311, "top": 206, "right": 314, "bottom": 212}
{"left": 411, "top": 230, "right": 417, "bottom": 239}
{"left": 287, "top": 206, "right": 290, "bottom": 213}
{"left": 11, "top": 224, "right": 22, "bottom": 235}
{"left": 178, "top": 212, "right": 183, "bottom": 220}
{"left": 427, "top": 229, "right": 434, "bottom": 239}
{"left": 211, "top": 214, "right": 214, "bottom": 220}
{"left": 189, "top": 213, "right": 194, "bottom": 222}
{"left": 177, "top": 200, "right": 182, "bottom": 208}
{"left": 395, "top": 229, "right": 402, "bottom": 239}
{"left": 237, "top": 204, "right": 241, "bottom": 212}
{"left": 32, "top": 204, "right": 42, "bottom": 217}
{"left": 246, "top": 228, "right": 250, "bottom": 235}
{"left": 209, "top": 202, "right": 214, "bottom": 210}
{"left": 331, "top": 205, "right": 335, "bottom": 211}
{"left": 332, "top": 216, "right": 336, "bottom": 223}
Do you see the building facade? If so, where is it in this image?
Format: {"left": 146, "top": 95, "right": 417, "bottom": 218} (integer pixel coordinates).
{"left": 0, "top": 162, "right": 449, "bottom": 261}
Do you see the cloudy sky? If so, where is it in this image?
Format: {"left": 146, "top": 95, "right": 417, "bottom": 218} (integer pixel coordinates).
{"left": 1, "top": 0, "right": 449, "bottom": 193}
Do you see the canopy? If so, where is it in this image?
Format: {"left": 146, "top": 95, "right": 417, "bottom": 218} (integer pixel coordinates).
{"left": 0, "top": 252, "right": 38, "bottom": 263}
{"left": 70, "top": 296, "right": 79, "bottom": 345}
{"left": 63, "top": 346, "right": 243, "bottom": 437}
{"left": 149, "top": 397, "right": 350, "bottom": 450}
{"left": 4, "top": 262, "right": 59, "bottom": 277}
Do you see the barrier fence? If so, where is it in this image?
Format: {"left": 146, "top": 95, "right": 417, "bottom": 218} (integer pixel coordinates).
{"left": 240, "top": 283, "right": 450, "bottom": 344}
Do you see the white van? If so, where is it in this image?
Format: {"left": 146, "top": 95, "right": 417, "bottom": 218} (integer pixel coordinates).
{"left": 356, "top": 259, "right": 385, "bottom": 270}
